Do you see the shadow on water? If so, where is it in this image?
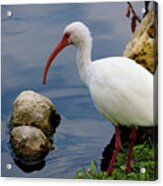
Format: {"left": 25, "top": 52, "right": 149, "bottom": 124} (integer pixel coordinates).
{"left": 14, "top": 159, "right": 46, "bottom": 173}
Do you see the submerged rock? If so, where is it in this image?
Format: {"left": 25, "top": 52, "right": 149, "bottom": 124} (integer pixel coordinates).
{"left": 10, "top": 126, "right": 53, "bottom": 165}
{"left": 10, "top": 90, "right": 60, "bottom": 137}
{"left": 9, "top": 90, "right": 61, "bottom": 171}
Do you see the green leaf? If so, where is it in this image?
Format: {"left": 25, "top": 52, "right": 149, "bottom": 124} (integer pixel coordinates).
{"left": 90, "top": 160, "right": 95, "bottom": 173}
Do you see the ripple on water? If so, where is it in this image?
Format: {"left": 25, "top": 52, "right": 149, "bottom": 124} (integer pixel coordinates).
{"left": 2, "top": 18, "right": 29, "bottom": 34}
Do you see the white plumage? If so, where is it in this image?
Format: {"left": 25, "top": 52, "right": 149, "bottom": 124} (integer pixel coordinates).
{"left": 43, "top": 22, "right": 153, "bottom": 174}
{"left": 89, "top": 57, "right": 153, "bottom": 127}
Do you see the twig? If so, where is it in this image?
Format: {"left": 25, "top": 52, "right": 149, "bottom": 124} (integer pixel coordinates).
{"left": 127, "top": 2, "right": 141, "bottom": 23}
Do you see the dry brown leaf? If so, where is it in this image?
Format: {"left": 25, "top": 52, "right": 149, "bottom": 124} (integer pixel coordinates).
{"left": 131, "top": 15, "right": 137, "bottom": 33}
{"left": 126, "top": 5, "right": 131, "bottom": 18}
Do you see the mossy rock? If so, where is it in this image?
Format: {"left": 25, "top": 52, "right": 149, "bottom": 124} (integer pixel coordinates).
{"left": 10, "top": 126, "right": 53, "bottom": 165}
{"left": 10, "top": 90, "right": 61, "bottom": 138}
{"left": 123, "top": 8, "right": 158, "bottom": 74}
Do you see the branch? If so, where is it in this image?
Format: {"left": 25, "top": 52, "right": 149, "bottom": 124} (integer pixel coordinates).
{"left": 127, "top": 2, "right": 141, "bottom": 23}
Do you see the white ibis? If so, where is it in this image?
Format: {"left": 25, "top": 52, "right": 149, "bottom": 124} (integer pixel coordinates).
{"left": 42, "top": 22, "right": 153, "bottom": 175}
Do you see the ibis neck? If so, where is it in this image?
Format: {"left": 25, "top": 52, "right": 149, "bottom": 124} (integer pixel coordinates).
{"left": 76, "top": 40, "right": 92, "bottom": 87}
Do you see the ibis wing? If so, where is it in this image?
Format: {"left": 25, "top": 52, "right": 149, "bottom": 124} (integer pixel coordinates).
{"left": 89, "top": 57, "right": 153, "bottom": 127}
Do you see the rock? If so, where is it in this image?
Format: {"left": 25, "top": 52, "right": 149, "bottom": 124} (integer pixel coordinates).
{"left": 9, "top": 90, "right": 61, "bottom": 171}
{"left": 123, "top": 8, "right": 158, "bottom": 74}
{"left": 10, "top": 126, "right": 53, "bottom": 165}
{"left": 10, "top": 90, "right": 60, "bottom": 137}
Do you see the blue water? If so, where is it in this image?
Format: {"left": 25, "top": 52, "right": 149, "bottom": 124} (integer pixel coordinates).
{"left": 1, "top": 2, "right": 143, "bottom": 178}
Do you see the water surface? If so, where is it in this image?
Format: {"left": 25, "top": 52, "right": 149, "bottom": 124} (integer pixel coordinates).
{"left": 1, "top": 2, "right": 143, "bottom": 178}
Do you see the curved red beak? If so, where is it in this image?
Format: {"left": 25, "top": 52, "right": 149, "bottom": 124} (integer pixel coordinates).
{"left": 42, "top": 35, "right": 70, "bottom": 85}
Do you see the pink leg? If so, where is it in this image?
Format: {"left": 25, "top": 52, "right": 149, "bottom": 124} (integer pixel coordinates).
{"left": 125, "top": 128, "right": 137, "bottom": 172}
{"left": 107, "top": 127, "right": 121, "bottom": 175}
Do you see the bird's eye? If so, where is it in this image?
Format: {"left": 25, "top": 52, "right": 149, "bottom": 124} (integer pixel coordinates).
{"left": 65, "top": 32, "right": 70, "bottom": 38}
